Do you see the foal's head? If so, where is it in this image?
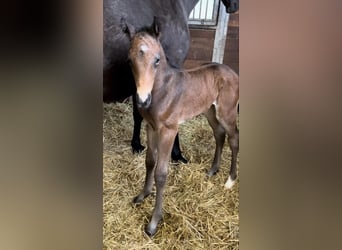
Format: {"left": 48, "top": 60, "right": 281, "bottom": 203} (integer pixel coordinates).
{"left": 129, "top": 32, "right": 163, "bottom": 108}
{"left": 122, "top": 17, "right": 164, "bottom": 109}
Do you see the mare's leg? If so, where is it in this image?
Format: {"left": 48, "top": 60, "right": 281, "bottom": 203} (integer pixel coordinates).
{"left": 133, "top": 124, "right": 157, "bottom": 204}
{"left": 205, "top": 106, "right": 226, "bottom": 176}
{"left": 171, "top": 133, "right": 188, "bottom": 163}
{"left": 131, "top": 94, "right": 145, "bottom": 153}
{"left": 145, "top": 127, "right": 177, "bottom": 236}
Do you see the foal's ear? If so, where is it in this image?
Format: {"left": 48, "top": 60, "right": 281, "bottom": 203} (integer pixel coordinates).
{"left": 120, "top": 17, "right": 135, "bottom": 40}
{"left": 152, "top": 16, "right": 161, "bottom": 39}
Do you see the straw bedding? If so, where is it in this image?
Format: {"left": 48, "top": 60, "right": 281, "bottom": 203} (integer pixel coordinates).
{"left": 103, "top": 101, "right": 239, "bottom": 249}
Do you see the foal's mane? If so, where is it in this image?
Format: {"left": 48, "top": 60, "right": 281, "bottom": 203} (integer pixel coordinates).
{"left": 135, "top": 26, "right": 159, "bottom": 39}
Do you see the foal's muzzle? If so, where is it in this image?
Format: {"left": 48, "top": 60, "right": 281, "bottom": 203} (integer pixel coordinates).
{"left": 136, "top": 93, "right": 152, "bottom": 109}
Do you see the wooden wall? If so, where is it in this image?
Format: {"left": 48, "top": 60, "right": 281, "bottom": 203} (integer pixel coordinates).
{"left": 223, "top": 12, "right": 239, "bottom": 74}
{"left": 184, "top": 29, "right": 215, "bottom": 69}
{"left": 184, "top": 12, "right": 239, "bottom": 74}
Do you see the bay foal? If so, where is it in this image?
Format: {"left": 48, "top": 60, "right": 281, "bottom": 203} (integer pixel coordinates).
{"left": 125, "top": 20, "right": 239, "bottom": 236}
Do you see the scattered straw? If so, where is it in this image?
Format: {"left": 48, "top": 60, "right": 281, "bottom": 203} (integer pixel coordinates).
{"left": 103, "top": 102, "right": 239, "bottom": 249}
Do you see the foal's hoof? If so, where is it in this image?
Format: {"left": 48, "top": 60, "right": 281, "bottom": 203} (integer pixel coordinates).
{"left": 224, "top": 176, "right": 236, "bottom": 189}
{"left": 131, "top": 142, "right": 145, "bottom": 154}
{"left": 132, "top": 195, "right": 144, "bottom": 204}
{"left": 133, "top": 192, "right": 152, "bottom": 204}
{"left": 171, "top": 154, "right": 188, "bottom": 164}
{"left": 207, "top": 169, "right": 219, "bottom": 177}
{"left": 145, "top": 224, "right": 158, "bottom": 237}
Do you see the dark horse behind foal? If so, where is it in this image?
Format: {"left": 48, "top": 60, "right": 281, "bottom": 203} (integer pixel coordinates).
{"left": 124, "top": 18, "right": 239, "bottom": 236}
{"left": 104, "top": 0, "right": 239, "bottom": 163}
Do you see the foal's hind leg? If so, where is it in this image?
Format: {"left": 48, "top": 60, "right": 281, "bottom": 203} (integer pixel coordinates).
{"left": 205, "top": 106, "right": 226, "bottom": 176}
{"left": 225, "top": 123, "right": 239, "bottom": 189}
{"left": 217, "top": 114, "right": 239, "bottom": 188}
{"left": 133, "top": 124, "right": 157, "bottom": 204}
{"left": 216, "top": 101, "right": 239, "bottom": 189}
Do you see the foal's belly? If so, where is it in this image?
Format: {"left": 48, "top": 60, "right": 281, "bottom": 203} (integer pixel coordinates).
{"left": 177, "top": 98, "right": 216, "bottom": 125}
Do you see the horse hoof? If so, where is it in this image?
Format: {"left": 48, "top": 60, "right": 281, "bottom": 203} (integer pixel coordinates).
{"left": 145, "top": 224, "right": 157, "bottom": 237}
{"left": 224, "top": 176, "right": 235, "bottom": 189}
{"left": 132, "top": 195, "right": 144, "bottom": 204}
{"left": 207, "top": 169, "right": 218, "bottom": 177}
{"left": 171, "top": 154, "right": 188, "bottom": 164}
{"left": 131, "top": 143, "right": 145, "bottom": 154}
{"left": 133, "top": 192, "right": 152, "bottom": 204}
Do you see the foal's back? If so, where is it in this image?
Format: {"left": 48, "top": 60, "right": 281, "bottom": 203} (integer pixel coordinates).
{"left": 170, "top": 63, "right": 239, "bottom": 122}
{"left": 185, "top": 63, "right": 238, "bottom": 87}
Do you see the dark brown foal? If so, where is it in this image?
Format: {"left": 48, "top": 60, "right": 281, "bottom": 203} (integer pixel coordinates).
{"left": 125, "top": 19, "right": 239, "bottom": 236}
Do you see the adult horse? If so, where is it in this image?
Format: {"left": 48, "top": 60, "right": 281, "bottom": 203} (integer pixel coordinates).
{"left": 104, "top": 0, "right": 239, "bottom": 162}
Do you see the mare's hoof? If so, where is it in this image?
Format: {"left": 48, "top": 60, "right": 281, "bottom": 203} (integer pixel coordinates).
{"left": 131, "top": 142, "right": 145, "bottom": 154}
{"left": 145, "top": 224, "right": 157, "bottom": 237}
{"left": 171, "top": 154, "right": 188, "bottom": 164}
{"left": 207, "top": 169, "right": 219, "bottom": 177}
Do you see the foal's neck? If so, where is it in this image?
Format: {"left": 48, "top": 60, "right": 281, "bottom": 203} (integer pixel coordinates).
{"left": 154, "top": 63, "right": 176, "bottom": 89}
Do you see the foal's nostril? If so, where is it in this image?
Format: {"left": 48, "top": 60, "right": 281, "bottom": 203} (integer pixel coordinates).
{"left": 136, "top": 93, "right": 152, "bottom": 109}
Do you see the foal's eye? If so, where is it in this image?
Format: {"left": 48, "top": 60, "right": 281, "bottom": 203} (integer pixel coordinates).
{"left": 154, "top": 57, "right": 160, "bottom": 67}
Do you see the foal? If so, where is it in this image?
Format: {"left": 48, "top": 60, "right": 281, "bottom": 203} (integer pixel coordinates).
{"left": 125, "top": 20, "right": 239, "bottom": 236}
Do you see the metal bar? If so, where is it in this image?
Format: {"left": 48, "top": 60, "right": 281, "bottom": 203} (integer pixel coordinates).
{"left": 188, "top": 0, "right": 219, "bottom": 26}
{"left": 198, "top": 0, "right": 202, "bottom": 20}
{"left": 212, "top": 2, "right": 230, "bottom": 63}
{"left": 205, "top": 0, "right": 209, "bottom": 20}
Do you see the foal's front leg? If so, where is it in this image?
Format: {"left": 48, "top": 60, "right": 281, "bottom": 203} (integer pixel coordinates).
{"left": 133, "top": 124, "right": 157, "bottom": 204}
{"left": 145, "top": 127, "right": 177, "bottom": 236}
